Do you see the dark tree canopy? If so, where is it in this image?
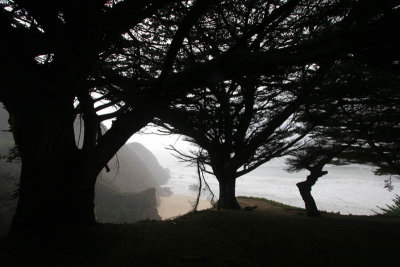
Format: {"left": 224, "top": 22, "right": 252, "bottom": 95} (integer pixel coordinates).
{"left": 285, "top": 53, "right": 400, "bottom": 216}
{"left": 148, "top": 0, "right": 400, "bottom": 208}
{"left": 155, "top": 73, "right": 312, "bottom": 208}
{"left": 0, "top": 0, "right": 229, "bottom": 232}
{"left": 302, "top": 59, "right": 400, "bottom": 176}
{"left": 0, "top": 0, "right": 399, "bottom": 231}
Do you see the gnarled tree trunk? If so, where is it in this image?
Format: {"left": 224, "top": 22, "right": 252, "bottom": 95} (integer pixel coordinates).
{"left": 296, "top": 170, "right": 327, "bottom": 217}
{"left": 296, "top": 181, "right": 320, "bottom": 217}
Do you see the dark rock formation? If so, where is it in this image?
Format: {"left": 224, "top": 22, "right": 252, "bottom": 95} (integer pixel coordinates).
{"left": 126, "top": 142, "right": 171, "bottom": 185}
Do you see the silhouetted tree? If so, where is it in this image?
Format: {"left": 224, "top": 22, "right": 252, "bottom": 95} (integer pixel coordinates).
{"left": 1, "top": 0, "right": 399, "bottom": 231}
{"left": 151, "top": 0, "right": 400, "bottom": 209}
{"left": 0, "top": 0, "right": 220, "bottom": 233}
{"left": 286, "top": 131, "right": 355, "bottom": 216}
{"left": 286, "top": 55, "right": 400, "bottom": 216}
{"left": 157, "top": 74, "right": 315, "bottom": 209}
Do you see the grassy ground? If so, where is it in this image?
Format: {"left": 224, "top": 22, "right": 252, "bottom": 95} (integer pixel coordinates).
{"left": 0, "top": 196, "right": 399, "bottom": 266}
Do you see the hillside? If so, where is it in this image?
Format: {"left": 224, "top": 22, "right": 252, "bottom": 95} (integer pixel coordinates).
{"left": 97, "top": 142, "right": 171, "bottom": 196}
{"left": 0, "top": 197, "right": 398, "bottom": 266}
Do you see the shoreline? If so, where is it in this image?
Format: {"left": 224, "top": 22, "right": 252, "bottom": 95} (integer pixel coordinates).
{"left": 158, "top": 194, "right": 212, "bottom": 220}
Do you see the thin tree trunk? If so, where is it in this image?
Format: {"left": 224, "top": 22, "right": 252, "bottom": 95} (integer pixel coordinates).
{"left": 217, "top": 177, "right": 240, "bottom": 209}
{"left": 296, "top": 171, "right": 326, "bottom": 217}
{"left": 296, "top": 181, "right": 320, "bottom": 217}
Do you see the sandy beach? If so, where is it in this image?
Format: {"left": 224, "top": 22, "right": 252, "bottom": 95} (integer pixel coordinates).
{"left": 158, "top": 194, "right": 212, "bottom": 220}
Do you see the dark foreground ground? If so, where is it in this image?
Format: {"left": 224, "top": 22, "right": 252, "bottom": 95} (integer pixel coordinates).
{"left": 0, "top": 197, "right": 399, "bottom": 266}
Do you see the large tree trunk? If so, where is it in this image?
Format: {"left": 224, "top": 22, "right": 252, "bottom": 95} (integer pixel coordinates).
{"left": 9, "top": 101, "right": 96, "bottom": 234}
{"left": 217, "top": 177, "right": 240, "bottom": 209}
{"left": 296, "top": 171, "right": 327, "bottom": 217}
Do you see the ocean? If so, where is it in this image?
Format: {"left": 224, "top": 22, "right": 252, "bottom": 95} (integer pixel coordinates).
{"left": 165, "top": 163, "right": 400, "bottom": 215}
{"left": 121, "top": 130, "right": 400, "bottom": 216}
{"left": 151, "top": 146, "right": 400, "bottom": 216}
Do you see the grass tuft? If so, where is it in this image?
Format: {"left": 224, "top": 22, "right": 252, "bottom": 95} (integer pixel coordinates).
{"left": 238, "top": 196, "right": 304, "bottom": 211}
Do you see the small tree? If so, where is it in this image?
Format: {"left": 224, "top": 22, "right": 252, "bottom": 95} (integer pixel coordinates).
{"left": 287, "top": 55, "right": 400, "bottom": 216}
{"left": 286, "top": 132, "right": 355, "bottom": 216}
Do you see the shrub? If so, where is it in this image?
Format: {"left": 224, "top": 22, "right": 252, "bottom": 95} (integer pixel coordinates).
{"left": 377, "top": 195, "right": 400, "bottom": 218}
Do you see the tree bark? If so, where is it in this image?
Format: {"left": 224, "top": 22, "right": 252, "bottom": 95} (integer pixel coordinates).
{"left": 9, "top": 101, "right": 97, "bottom": 234}
{"left": 217, "top": 177, "right": 240, "bottom": 209}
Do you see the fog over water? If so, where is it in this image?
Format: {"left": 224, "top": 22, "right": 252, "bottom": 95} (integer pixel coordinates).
{"left": 129, "top": 131, "right": 400, "bottom": 216}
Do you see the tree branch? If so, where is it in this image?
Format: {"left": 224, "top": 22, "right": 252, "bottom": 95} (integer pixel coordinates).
{"left": 160, "top": 0, "right": 217, "bottom": 79}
